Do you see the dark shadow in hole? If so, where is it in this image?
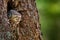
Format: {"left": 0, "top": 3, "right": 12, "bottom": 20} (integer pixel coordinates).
{"left": 7, "top": 1, "right": 13, "bottom": 12}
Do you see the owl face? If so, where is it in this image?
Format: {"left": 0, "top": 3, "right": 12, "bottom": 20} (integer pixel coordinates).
{"left": 10, "top": 15, "right": 21, "bottom": 25}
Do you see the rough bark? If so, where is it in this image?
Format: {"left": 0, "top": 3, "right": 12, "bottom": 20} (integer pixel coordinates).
{"left": 0, "top": 0, "right": 42, "bottom": 40}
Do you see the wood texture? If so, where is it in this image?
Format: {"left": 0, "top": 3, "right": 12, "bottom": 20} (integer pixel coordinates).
{"left": 0, "top": 0, "right": 42, "bottom": 40}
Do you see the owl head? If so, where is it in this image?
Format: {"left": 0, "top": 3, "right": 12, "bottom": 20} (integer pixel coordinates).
{"left": 8, "top": 10, "right": 21, "bottom": 25}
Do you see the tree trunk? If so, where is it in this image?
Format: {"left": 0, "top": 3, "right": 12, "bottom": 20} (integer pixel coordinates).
{"left": 0, "top": 0, "right": 42, "bottom": 40}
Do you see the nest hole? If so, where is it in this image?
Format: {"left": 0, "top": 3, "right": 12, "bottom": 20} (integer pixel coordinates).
{"left": 7, "top": 1, "right": 13, "bottom": 12}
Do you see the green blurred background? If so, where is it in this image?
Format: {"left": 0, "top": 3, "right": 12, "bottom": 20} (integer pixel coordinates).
{"left": 36, "top": 0, "right": 60, "bottom": 40}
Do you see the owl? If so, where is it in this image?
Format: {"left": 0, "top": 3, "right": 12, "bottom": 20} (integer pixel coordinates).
{"left": 7, "top": 10, "right": 22, "bottom": 25}
{"left": 7, "top": 10, "right": 22, "bottom": 39}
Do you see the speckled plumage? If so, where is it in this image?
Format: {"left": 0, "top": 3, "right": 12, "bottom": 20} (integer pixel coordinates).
{"left": 7, "top": 10, "right": 22, "bottom": 40}
{"left": 7, "top": 10, "right": 21, "bottom": 25}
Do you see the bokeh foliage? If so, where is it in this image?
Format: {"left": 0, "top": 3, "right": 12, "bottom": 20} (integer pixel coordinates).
{"left": 36, "top": 0, "right": 60, "bottom": 40}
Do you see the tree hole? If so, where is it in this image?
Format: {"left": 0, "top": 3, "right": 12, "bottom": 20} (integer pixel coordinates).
{"left": 7, "top": 1, "right": 13, "bottom": 12}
